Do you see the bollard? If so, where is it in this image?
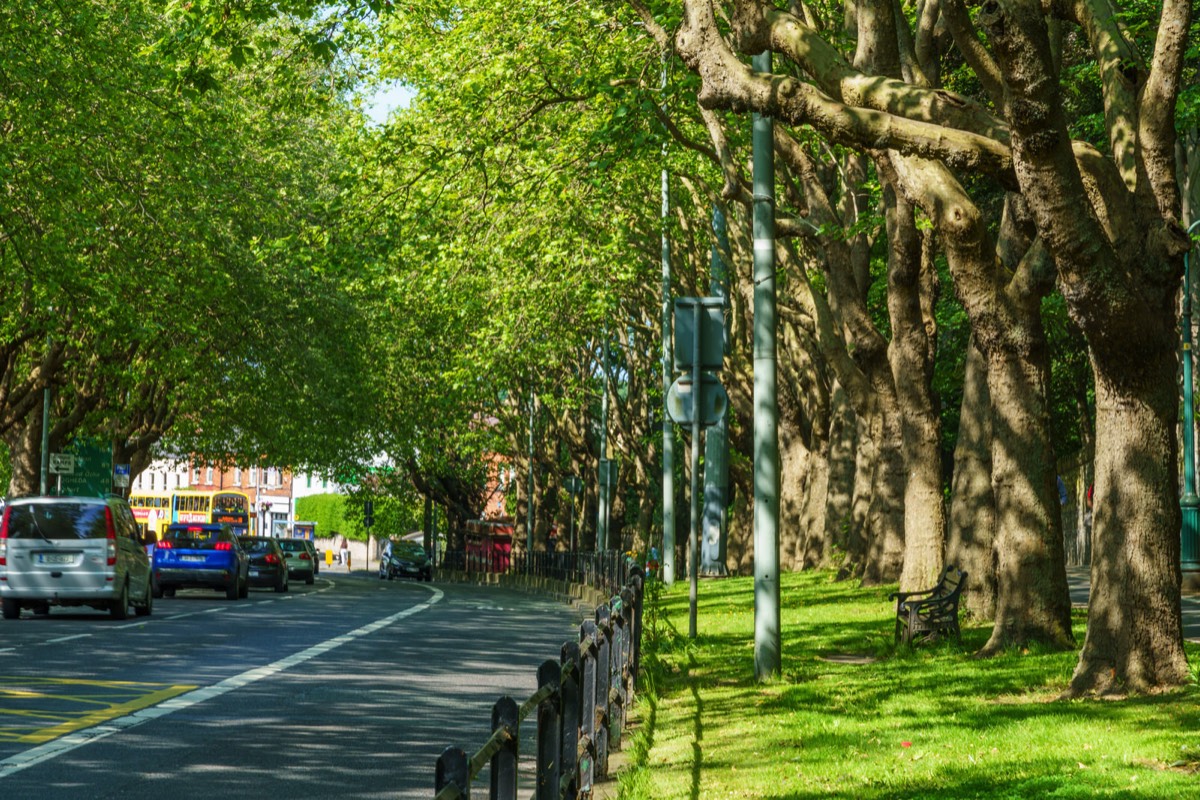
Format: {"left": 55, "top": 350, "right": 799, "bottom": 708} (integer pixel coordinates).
{"left": 536, "top": 660, "right": 562, "bottom": 800}
{"left": 561, "top": 641, "right": 582, "bottom": 798}
{"left": 594, "top": 605, "right": 612, "bottom": 779}
{"left": 436, "top": 746, "right": 470, "bottom": 799}
{"left": 491, "top": 697, "right": 520, "bottom": 800}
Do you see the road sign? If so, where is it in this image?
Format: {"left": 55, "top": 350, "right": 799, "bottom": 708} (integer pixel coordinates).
{"left": 53, "top": 439, "right": 113, "bottom": 497}
{"left": 48, "top": 453, "right": 75, "bottom": 475}
{"left": 667, "top": 374, "right": 728, "bottom": 427}
{"left": 673, "top": 297, "right": 726, "bottom": 372}
{"left": 113, "top": 464, "right": 131, "bottom": 488}
{"left": 565, "top": 476, "right": 583, "bottom": 495}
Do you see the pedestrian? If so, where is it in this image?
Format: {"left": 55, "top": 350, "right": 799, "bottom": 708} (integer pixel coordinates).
{"left": 340, "top": 536, "right": 349, "bottom": 568}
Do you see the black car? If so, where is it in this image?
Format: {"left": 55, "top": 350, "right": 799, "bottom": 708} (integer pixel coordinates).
{"left": 237, "top": 537, "right": 289, "bottom": 592}
{"left": 379, "top": 541, "right": 433, "bottom": 582}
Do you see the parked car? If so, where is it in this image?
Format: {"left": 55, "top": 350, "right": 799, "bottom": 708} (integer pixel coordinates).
{"left": 237, "top": 536, "right": 289, "bottom": 592}
{"left": 277, "top": 538, "right": 316, "bottom": 585}
{"left": 0, "top": 495, "right": 153, "bottom": 619}
{"left": 379, "top": 540, "right": 433, "bottom": 582}
{"left": 153, "top": 523, "right": 248, "bottom": 600}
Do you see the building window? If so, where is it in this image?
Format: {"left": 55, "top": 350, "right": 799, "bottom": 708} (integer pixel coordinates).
{"left": 205, "top": 466, "right": 213, "bottom": 484}
{"left": 234, "top": 468, "right": 241, "bottom": 486}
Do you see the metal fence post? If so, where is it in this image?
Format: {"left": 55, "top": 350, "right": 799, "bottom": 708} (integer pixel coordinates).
{"left": 491, "top": 696, "right": 520, "bottom": 800}
{"left": 579, "top": 620, "right": 598, "bottom": 795}
{"left": 594, "top": 605, "right": 612, "bottom": 779}
{"left": 561, "top": 640, "right": 581, "bottom": 799}
{"left": 436, "top": 746, "right": 470, "bottom": 799}
{"left": 536, "top": 659, "right": 562, "bottom": 800}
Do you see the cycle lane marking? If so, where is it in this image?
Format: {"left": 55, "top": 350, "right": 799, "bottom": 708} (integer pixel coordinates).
{"left": 0, "top": 584, "right": 443, "bottom": 779}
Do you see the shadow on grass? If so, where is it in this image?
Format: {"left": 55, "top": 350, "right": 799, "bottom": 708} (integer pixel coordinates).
{"left": 630, "top": 570, "right": 1200, "bottom": 800}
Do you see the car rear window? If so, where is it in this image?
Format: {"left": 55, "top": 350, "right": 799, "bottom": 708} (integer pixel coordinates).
{"left": 278, "top": 540, "right": 306, "bottom": 551}
{"left": 164, "top": 528, "right": 226, "bottom": 549}
{"left": 4, "top": 503, "right": 108, "bottom": 540}
{"left": 239, "top": 538, "right": 274, "bottom": 554}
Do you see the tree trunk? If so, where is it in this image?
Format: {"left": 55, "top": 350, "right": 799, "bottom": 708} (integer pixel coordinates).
{"left": 979, "top": 346, "right": 1074, "bottom": 654}
{"left": 825, "top": 381, "right": 858, "bottom": 569}
{"left": 947, "top": 338, "right": 997, "bottom": 619}
{"left": 861, "top": 391, "right": 905, "bottom": 585}
{"left": 1068, "top": 358, "right": 1189, "bottom": 695}
{"left": 885, "top": 187, "right": 946, "bottom": 591}
{"left": 5, "top": 413, "right": 42, "bottom": 497}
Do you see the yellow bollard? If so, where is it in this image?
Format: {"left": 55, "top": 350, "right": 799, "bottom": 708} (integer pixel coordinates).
{"left": 325, "top": 549, "right": 333, "bottom": 568}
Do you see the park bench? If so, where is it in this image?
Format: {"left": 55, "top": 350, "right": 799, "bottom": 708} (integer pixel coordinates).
{"left": 889, "top": 565, "right": 967, "bottom": 645}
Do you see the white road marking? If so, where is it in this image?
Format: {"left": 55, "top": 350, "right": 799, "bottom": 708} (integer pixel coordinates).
{"left": 43, "top": 634, "right": 91, "bottom": 644}
{"left": 0, "top": 585, "right": 443, "bottom": 779}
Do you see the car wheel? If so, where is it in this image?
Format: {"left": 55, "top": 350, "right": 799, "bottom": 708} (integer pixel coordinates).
{"left": 305, "top": 573, "right": 315, "bottom": 585}
{"left": 110, "top": 580, "right": 130, "bottom": 620}
{"left": 275, "top": 572, "right": 287, "bottom": 593}
{"left": 239, "top": 573, "right": 249, "bottom": 598}
{"left": 225, "top": 575, "right": 239, "bottom": 600}
{"left": 151, "top": 577, "right": 164, "bottom": 599}
{"left": 33, "top": 602, "right": 51, "bottom": 615}
{"left": 136, "top": 581, "right": 153, "bottom": 617}
{"left": 163, "top": 587, "right": 176, "bottom": 598}
{"left": 2, "top": 598, "right": 20, "bottom": 620}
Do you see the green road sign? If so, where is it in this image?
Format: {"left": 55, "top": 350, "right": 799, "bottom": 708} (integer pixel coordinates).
{"left": 52, "top": 438, "right": 113, "bottom": 497}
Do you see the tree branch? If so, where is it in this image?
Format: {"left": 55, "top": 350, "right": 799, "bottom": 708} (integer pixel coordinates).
{"left": 1137, "top": 0, "right": 1192, "bottom": 218}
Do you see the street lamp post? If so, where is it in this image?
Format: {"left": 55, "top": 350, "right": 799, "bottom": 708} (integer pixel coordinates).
{"left": 260, "top": 500, "right": 271, "bottom": 538}
{"left": 1183, "top": 219, "right": 1200, "bottom": 571}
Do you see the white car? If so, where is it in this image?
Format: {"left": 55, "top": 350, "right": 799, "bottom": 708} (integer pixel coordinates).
{"left": 0, "top": 496, "right": 153, "bottom": 619}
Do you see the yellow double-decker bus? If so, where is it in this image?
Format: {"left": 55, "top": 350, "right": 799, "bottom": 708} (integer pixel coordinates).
{"left": 170, "top": 490, "right": 253, "bottom": 534}
{"left": 129, "top": 491, "right": 173, "bottom": 539}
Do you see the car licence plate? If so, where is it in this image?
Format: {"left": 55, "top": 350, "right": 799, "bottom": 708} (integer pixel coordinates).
{"left": 180, "top": 555, "right": 206, "bottom": 562}
{"left": 250, "top": 570, "right": 259, "bottom": 577}
{"left": 37, "top": 553, "right": 73, "bottom": 565}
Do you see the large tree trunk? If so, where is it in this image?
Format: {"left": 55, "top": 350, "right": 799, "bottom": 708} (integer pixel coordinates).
{"left": 861, "top": 391, "right": 905, "bottom": 585}
{"left": 5, "top": 413, "right": 42, "bottom": 497}
{"left": 885, "top": 185, "right": 946, "bottom": 591}
{"left": 1068, "top": 355, "right": 1189, "bottom": 695}
{"left": 947, "top": 338, "right": 997, "bottom": 619}
{"left": 824, "top": 381, "right": 858, "bottom": 567}
{"left": 980, "top": 345, "right": 1074, "bottom": 653}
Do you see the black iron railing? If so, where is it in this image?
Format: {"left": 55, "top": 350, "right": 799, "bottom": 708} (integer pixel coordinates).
{"left": 433, "top": 561, "right": 645, "bottom": 799}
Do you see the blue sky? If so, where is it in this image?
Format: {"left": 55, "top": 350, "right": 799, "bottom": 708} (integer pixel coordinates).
{"left": 363, "top": 81, "right": 416, "bottom": 125}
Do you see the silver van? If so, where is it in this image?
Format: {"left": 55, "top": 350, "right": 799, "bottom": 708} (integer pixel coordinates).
{"left": 0, "top": 496, "right": 153, "bottom": 619}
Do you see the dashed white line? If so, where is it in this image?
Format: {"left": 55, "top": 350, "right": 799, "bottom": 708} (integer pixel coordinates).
{"left": 44, "top": 634, "right": 91, "bottom": 644}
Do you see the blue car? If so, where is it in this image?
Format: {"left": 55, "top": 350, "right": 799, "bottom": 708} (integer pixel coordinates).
{"left": 152, "top": 523, "right": 249, "bottom": 600}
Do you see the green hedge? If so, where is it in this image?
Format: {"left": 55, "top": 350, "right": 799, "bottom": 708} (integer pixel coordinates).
{"left": 295, "top": 493, "right": 424, "bottom": 541}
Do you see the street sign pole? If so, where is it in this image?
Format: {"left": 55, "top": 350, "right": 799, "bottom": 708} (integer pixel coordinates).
{"left": 689, "top": 300, "right": 702, "bottom": 639}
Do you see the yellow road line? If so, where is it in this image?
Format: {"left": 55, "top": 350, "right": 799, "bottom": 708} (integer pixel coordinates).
{"left": 0, "top": 679, "right": 196, "bottom": 745}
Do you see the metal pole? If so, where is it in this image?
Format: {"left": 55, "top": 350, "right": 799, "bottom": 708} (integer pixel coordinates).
{"left": 528, "top": 395, "right": 536, "bottom": 571}
{"left": 689, "top": 302, "right": 702, "bottom": 638}
{"left": 599, "top": 336, "right": 610, "bottom": 551}
{"left": 660, "top": 55, "right": 676, "bottom": 586}
{"left": 752, "top": 50, "right": 781, "bottom": 680}
{"left": 1183, "top": 219, "right": 1200, "bottom": 571}
{"left": 702, "top": 206, "right": 730, "bottom": 576}
{"left": 40, "top": 382, "right": 50, "bottom": 496}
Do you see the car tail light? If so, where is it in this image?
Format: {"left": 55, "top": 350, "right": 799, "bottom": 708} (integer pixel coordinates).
{"left": 104, "top": 507, "right": 117, "bottom": 566}
{"left": 0, "top": 506, "right": 10, "bottom": 566}
{"left": 299, "top": 552, "right": 310, "bottom": 560}
{"left": 215, "top": 541, "right": 232, "bottom": 551}
{"left": 264, "top": 553, "right": 280, "bottom": 565}
{"left": 157, "top": 540, "right": 173, "bottom": 549}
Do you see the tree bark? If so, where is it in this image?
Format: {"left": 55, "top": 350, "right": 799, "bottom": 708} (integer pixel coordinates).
{"left": 1068, "top": 350, "right": 1189, "bottom": 695}
{"left": 947, "top": 338, "right": 997, "bottom": 619}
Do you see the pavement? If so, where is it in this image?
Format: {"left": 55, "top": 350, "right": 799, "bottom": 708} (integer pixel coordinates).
{"left": 1066, "top": 566, "right": 1200, "bottom": 642}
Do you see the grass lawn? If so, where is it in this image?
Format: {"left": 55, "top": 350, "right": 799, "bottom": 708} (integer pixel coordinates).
{"left": 616, "top": 570, "right": 1200, "bottom": 799}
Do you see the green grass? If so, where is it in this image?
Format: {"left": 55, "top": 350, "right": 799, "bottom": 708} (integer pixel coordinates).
{"left": 616, "top": 570, "right": 1200, "bottom": 799}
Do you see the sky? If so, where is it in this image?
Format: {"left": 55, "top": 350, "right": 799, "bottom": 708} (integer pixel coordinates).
{"left": 363, "top": 81, "right": 416, "bottom": 126}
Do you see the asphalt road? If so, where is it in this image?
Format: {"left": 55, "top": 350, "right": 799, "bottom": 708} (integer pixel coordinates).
{"left": 0, "top": 572, "right": 589, "bottom": 799}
